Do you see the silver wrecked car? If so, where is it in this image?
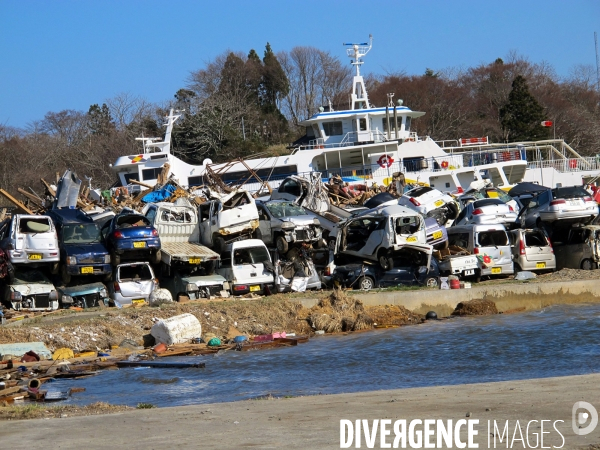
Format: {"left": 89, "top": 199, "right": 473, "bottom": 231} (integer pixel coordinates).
{"left": 108, "top": 262, "right": 158, "bottom": 307}
{"left": 255, "top": 200, "right": 324, "bottom": 254}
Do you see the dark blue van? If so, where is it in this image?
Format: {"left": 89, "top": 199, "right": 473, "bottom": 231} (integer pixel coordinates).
{"left": 47, "top": 209, "right": 112, "bottom": 285}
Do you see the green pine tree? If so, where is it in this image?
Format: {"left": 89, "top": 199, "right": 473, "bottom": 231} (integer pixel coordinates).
{"left": 499, "top": 75, "right": 548, "bottom": 141}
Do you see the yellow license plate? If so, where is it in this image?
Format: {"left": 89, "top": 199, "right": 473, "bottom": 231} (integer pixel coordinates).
{"left": 28, "top": 253, "right": 42, "bottom": 260}
{"left": 432, "top": 230, "right": 443, "bottom": 239}
{"left": 81, "top": 266, "right": 94, "bottom": 274}
{"left": 407, "top": 236, "right": 417, "bottom": 242}
{"left": 189, "top": 257, "right": 201, "bottom": 264}
{"left": 536, "top": 262, "right": 546, "bottom": 269}
{"left": 491, "top": 267, "right": 502, "bottom": 274}
{"left": 132, "top": 299, "right": 146, "bottom": 305}
{"left": 133, "top": 241, "right": 146, "bottom": 248}
{"left": 249, "top": 285, "right": 260, "bottom": 292}
{"left": 434, "top": 200, "right": 444, "bottom": 207}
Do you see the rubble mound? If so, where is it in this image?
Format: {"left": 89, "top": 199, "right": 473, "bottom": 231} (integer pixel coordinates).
{"left": 307, "top": 290, "right": 422, "bottom": 333}
{"left": 451, "top": 299, "right": 499, "bottom": 316}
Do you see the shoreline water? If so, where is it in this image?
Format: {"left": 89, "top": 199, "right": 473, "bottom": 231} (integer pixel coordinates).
{"left": 1, "top": 373, "right": 599, "bottom": 449}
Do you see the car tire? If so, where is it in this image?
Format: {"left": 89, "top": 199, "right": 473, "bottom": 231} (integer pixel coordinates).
{"left": 581, "top": 259, "right": 594, "bottom": 270}
{"left": 378, "top": 251, "right": 394, "bottom": 270}
{"left": 110, "top": 250, "right": 121, "bottom": 267}
{"left": 152, "top": 249, "right": 162, "bottom": 265}
{"left": 425, "top": 277, "right": 438, "bottom": 288}
{"left": 355, "top": 276, "right": 375, "bottom": 290}
{"left": 6, "top": 262, "right": 15, "bottom": 285}
{"left": 446, "top": 202, "right": 459, "bottom": 220}
{"left": 60, "top": 264, "right": 71, "bottom": 286}
{"left": 213, "top": 236, "right": 226, "bottom": 254}
{"left": 276, "top": 236, "right": 289, "bottom": 254}
{"left": 50, "top": 262, "right": 59, "bottom": 275}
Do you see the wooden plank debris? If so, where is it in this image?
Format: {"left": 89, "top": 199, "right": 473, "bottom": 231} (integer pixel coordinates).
{"left": 0, "top": 189, "right": 34, "bottom": 214}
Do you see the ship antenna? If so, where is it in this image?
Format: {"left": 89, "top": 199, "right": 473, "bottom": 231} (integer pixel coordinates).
{"left": 343, "top": 35, "right": 373, "bottom": 110}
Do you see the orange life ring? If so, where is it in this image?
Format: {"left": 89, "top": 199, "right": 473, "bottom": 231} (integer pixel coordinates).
{"left": 441, "top": 161, "right": 449, "bottom": 169}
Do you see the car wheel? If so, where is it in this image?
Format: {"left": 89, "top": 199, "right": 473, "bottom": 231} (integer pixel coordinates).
{"left": 50, "top": 262, "right": 59, "bottom": 275}
{"left": 213, "top": 236, "right": 226, "bottom": 254}
{"left": 152, "top": 249, "right": 162, "bottom": 265}
{"left": 581, "top": 259, "right": 594, "bottom": 270}
{"left": 60, "top": 264, "right": 71, "bottom": 285}
{"left": 355, "top": 276, "right": 375, "bottom": 290}
{"left": 110, "top": 250, "right": 121, "bottom": 267}
{"left": 276, "top": 236, "right": 289, "bottom": 254}
{"left": 425, "top": 277, "right": 438, "bottom": 288}
{"left": 378, "top": 251, "right": 394, "bottom": 270}
{"left": 446, "top": 202, "right": 459, "bottom": 220}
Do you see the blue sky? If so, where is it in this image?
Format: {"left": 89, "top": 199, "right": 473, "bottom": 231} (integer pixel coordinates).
{"left": 1, "top": 0, "right": 599, "bottom": 129}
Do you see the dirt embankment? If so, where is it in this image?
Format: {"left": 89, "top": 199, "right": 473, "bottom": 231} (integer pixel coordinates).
{"left": 0, "top": 291, "right": 424, "bottom": 352}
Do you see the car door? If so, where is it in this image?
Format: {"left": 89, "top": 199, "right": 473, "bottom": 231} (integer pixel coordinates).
{"left": 257, "top": 206, "right": 273, "bottom": 244}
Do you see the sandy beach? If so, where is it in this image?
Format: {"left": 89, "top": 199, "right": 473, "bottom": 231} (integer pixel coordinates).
{"left": 1, "top": 373, "right": 599, "bottom": 449}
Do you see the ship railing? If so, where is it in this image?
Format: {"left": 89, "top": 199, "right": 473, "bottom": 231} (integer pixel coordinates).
{"left": 527, "top": 156, "right": 600, "bottom": 172}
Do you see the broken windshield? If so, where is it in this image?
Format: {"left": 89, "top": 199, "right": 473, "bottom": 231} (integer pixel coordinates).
{"left": 233, "top": 246, "right": 270, "bottom": 265}
{"left": 266, "top": 202, "right": 308, "bottom": 219}
{"left": 63, "top": 224, "right": 101, "bottom": 244}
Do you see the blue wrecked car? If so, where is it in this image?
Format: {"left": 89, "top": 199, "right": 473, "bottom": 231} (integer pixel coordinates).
{"left": 100, "top": 211, "right": 161, "bottom": 266}
{"left": 48, "top": 209, "right": 112, "bottom": 285}
{"left": 56, "top": 282, "right": 110, "bottom": 309}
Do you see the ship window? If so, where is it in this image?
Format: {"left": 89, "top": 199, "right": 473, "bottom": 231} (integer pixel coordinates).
{"left": 359, "top": 118, "right": 367, "bottom": 131}
{"left": 142, "top": 167, "right": 162, "bottom": 181}
{"left": 188, "top": 176, "right": 203, "bottom": 187}
{"left": 123, "top": 172, "right": 139, "bottom": 184}
{"left": 405, "top": 117, "right": 411, "bottom": 131}
{"left": 322, "top": 121, "right": 343, "bottom": 136}
{"left": 382, "top": 118, "right": 399, "bottom": 132}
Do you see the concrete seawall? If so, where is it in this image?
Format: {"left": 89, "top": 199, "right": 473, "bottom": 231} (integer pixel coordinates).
{"left": 292, "top": 279, "right": 600, "bottom": 316}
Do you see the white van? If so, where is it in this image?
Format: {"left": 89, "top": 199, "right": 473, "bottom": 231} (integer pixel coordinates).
{"left": 0, "top": 215, "right": 59, "bottom": 270}
{"left": 447, "top": 224, "right": 514, "bottom": 278}
{"left": 216, "top": 240, "right": 275, "bottom": 295}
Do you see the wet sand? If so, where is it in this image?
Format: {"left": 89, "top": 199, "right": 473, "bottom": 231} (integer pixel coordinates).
{"left": 1, "top": 373, "right": 599, "bottom": 449}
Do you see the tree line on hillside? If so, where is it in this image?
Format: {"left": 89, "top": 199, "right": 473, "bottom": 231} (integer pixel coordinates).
{"left": 1, "top": 44, "right": 599, "bottom": 195}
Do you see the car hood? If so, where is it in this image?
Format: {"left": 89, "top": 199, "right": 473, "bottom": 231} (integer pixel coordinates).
{"left": 64, "top": 242, "right": 108, "bottom": 256}
{"left": 57, "top": 282, "right": 107, "bottom": 296}
{"left": 11, "top": 282, "right": 54, "bottom": 295}
{"left": 284, "top": 216, "right": 315, "bottom": 226}
{"left": 181, "top": 274, "right": 227, "bottom": 286}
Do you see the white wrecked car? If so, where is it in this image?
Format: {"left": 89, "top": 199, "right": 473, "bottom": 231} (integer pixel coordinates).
{"left": 1, "top": 268, "right": 58, "bottom": 311}
{"left": 335, "top": 204, "right": 431, "bottom": 269}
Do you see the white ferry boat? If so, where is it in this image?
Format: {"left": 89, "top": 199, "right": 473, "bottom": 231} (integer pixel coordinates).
{"left": 111, "top": 37, "right": 600, "bottom": 193}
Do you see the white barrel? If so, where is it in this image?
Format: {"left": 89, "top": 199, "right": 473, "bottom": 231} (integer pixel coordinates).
{"left": 151, "top": 313, "right": 202, "bottom": 345}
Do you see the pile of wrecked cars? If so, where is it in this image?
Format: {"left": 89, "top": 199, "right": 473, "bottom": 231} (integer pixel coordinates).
{"left": 2, "top": 164, "right": 600, "bottom": 319}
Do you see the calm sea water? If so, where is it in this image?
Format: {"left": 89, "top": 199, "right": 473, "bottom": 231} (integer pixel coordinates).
{"left": 49, "top": 303, "right": 600, "bottom": 407}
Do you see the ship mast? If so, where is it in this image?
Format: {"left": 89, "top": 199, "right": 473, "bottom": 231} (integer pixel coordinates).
{"left": 135, "top": 109, "right": 182, "bottom": 154}
{"left": 344, "top": 35, "right": 373, "bottom": 110}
